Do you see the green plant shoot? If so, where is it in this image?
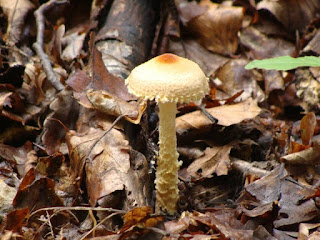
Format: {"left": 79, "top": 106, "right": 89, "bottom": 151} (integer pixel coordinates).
{"left": 245, "top": 56, "right": 320, "bottom": 71}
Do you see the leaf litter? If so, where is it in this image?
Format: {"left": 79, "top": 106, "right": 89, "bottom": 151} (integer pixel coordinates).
{"left": 2, "top": 0, "right": 320, "bottom": 239}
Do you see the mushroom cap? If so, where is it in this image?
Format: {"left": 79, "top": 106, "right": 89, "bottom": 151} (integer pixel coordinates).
{"left": 125, "top": 53, "right": 209, "bottom": 103}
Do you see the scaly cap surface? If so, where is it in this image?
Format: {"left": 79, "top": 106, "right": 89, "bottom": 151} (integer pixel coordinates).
{"left": 125, "top": 53, "right": 209, "bottom": 103}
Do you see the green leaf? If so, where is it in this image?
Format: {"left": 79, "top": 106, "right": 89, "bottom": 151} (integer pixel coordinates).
{"left": 245, "top": 56, "right": 320, "bottom": 71}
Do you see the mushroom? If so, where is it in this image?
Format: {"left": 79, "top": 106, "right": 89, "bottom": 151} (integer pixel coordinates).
{"left": 125, "top": 53, "right": 209, "bottom": 214}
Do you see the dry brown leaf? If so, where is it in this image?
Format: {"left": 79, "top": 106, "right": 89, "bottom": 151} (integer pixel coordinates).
{"left": 61, "top": 31, "right": 86, "bottom": 61}
{"left": 0, "top": 0, "right": 35, "bottom": 44}
{"left": 0, "top": 141, "right": 37, "bottom": 178}
{"left": 92, "top": 47, "right": 134, "bottom": 101}
{"left": 215, "top": 59, "right": 264, "bottom": 100}
{"left": 164, "top": 210, "right": 253, "bottom": 239}
{"left": 86, "top": 89, "right": 146, "bottom": 124}
{"left": 41, "top": 89, "right": 80, "bottom": 155}
{"left": 240, "top": 27, "right": 296, "bottom": 59}
{"left": 13, "top": 168, "right": 64, "bottom": 210}
{"left": 303, "top": 30, "right": 320, "bottom": 55}
{"left": 183, "top": 145, "right": 232, "bottom": 180}
{"left": 300, "top": 112, "right": 316, "bottom": 146}
{"left": 176, "top": 98, "right": 261, "bottom": 136}
{"left": 169, "top": 39, "right": 229, "bottom": 78}
{"left": 282, "top": 139, "right": 320, "bottom": 164}
{"left": 177, "top": 0, "right": 243, "bottom": 55}
{"left": 67, "top": 126, "right": 148, "bottom": 208}
{"left": 119, "top": 206, "right": 164, "bottom": 239}
{"left": 5, "top": 208, "right": 29, "bottom": 234}
{"left": 257, "top": 0, "right": 320, "bottom": 33}
{"left": 240, "top": 164, "right": 320, "bottom": 228}
{"left": 0, "top": 92, "right": 13, "bottom": 111}
{"left": 298, "top": 223, "right": 320, "bottom": 239}
{"left": 0, "top": 180, "right": 17, "bottom": 215}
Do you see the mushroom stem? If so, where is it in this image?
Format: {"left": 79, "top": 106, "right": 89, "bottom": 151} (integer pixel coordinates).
{"left": 155, "top": 101, "right": 181, "bottom": 214}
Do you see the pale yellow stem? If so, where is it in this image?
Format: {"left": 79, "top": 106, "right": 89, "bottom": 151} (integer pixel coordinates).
{"left": 155, "top": 101, "right": 181, "bottom": 214}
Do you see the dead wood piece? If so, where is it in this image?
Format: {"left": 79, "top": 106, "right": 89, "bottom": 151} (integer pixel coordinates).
{"left": 231, "top": 157, "right": 269, "bottom": 178}
{"left": 33, "top": 0, "right": 68, "bottom": 91}
{"left": 95, "top": 0, "right": 157, "bottom": 78}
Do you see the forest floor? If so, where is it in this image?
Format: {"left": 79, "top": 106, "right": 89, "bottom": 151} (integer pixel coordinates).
{"left": 1, "top": 0, "right": 320, "bottom": 239}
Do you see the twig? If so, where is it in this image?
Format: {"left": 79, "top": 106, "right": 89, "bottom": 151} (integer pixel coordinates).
{"left": 46, "top": 211, "right": 55, "bottom": 239}
{"left": 87, "top": 115, "right": 125, "bottom": 161}
{"left": 79, "top": 212, "right": 119, "bottom": 240}
{"left": 33, "top": 0, "right": 68, "bottom": 91}
{"left": 29, "top": 206, "right": 126, "bottom": 219}
{"left": 231, "top": 157, "right": 270, "bottom": 178}
{"left": 198, "top": 105, "right": 218, "bottom": 124}
{"left": 0, "top": 45, "right": 32, "bottom": 59}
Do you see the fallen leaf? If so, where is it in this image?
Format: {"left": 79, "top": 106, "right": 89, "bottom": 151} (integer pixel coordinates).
{"left": 5, "top": 208, "right": 29, "bottom": 234}
{"left": 119, "top": 206, "right": 164, "bottom": 239}
{"left": 61, "top": 31, "right": 86, "bottom": 61}
{"left": 13, "top": 168, "right": 64, "bottom": 210}
{"left": 215, "top": 59, "right": 264, "bottom": 100}
{"left": 303, "top": 30, "right": 320, "bottom": 55}
{"left": 0, "top": 0, "right": 35, "bottom": 44}
{"left": 67, "top": 126, "right": 148, "bottom": 208}
{"left": 239, "top": 164, "right": 320, "bottom": 228}
{"left": 86, "top": 89, "right": 146, "bottom": 124}
{"left": 295, "top": 68, "right": 320, "bottom": 112}
{"left": 298, "top": 223, "right": 320, "bottom": 239}
{"left": 300, "top": 112, "right": 316, "bottom": 146}
{"left": 0, "top": 179, "right": 17, "bottom": 216}
{"left": 41, "top": 88, "right": 80, "bottom": 155}
{"left": 0, "top": 141, "right": 37, "bottom": 178}
{"left": 183, "top": 145, "right": 232, "bottom": 180}
{"left": 176, "top": 98, "right": 261, "bottom": 136}
{"left": 240, "top": 27, "right": 296, "bottom": 59}
{"left": 177, "top": 0, "right": 243, "bottom": 55}
{"left": 257, "top": 0, "right": 320, "bottom": 33}
{"left": 165, "top": 210, "right": 253, "bottom": 239}
{"left": 282, "top": 139, "right": 320, "bottom": 164}
{"left": 169, "top": 39, "right": 229, "bottom": 78}
{"left": 91, "top": 44, "right": 133, "bottom": 101}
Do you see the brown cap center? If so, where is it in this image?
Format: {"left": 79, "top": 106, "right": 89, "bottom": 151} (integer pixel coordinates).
{"left": 156, "top": 53, "right": 179, "bottom": 64}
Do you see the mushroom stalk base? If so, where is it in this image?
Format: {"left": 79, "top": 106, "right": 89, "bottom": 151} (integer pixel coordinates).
{"left": 155, "top": 102, "right": 181, "bottom": 214}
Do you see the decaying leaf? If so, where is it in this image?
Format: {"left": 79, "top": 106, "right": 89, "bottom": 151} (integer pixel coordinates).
{"left": 177, "top": 0, "right": 243, "bottom": 55}
{"left": 257, "top": 0, "right": 320, "bottom": 33}
{"left": 61, "top": 30, "right": 86, "bottom": 61}
{"left": 0, "top": 0, "right": 35, "bottom": 44}
{"left": 13, "top": 168, "right": 64, "bottom": 210}
{"left": 0, "top": 180, "right": 17, "bottom": 216}
{"left": 240, "top": 27, "right": 296, "bottom": 59}
{"left": 169, "top": 39, "right": 229, "bottom": 78}
{"left": 164, "top": 210, "right": 253, "bottom": 239}
{"left": 5, "top": 208, "right": 29, "bottom": 234}
{"left": 41, "top": 89, "right": 80, "bottom": 155}
{"left": 91, "top": 46, "right": 134, "bottom": 101}
{"left": 176, "top": 98, "right": 261, "bottom": 136}
{"left": 119, "top": 206, "right": 164, "bottom": 239}
{"left": 300, "top": 112, "right": 316, "bottom": 146}
{"left": 215, "top": 59, "right": 264, "bottom": 100}
{"left": 182, "top": 145, "right": 232, "bottom": 181}
{"left": 86, "top": 89, "right": 146, "bottom": 124}
{"left": 67, "top": 126, "right": 148, "bottom": 208}
{"left": 239, "top": 164, "right": 320, "bottom": 228}
{"left": 282, "top": 139, "right": 320, "bottom": 164}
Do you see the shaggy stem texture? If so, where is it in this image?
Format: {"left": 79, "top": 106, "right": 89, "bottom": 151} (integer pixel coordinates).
{"left": 155, "top": 102, "right": 181, "bottom": 214}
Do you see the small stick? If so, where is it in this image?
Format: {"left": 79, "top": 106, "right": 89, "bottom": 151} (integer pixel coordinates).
{"left": 79, "top": 212, "right": 119, "bottom": 240}
{"left": 231, "top": 157, "right": 270, "bottom": 178}
{"left": 33, "top": 0, "right": 68, "bottom": 91}
{"left": 198, "top": 105, "right": 218, "bottom": 124}
{"left": 29, "top": 206, "right": 126, "bottom": 219}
